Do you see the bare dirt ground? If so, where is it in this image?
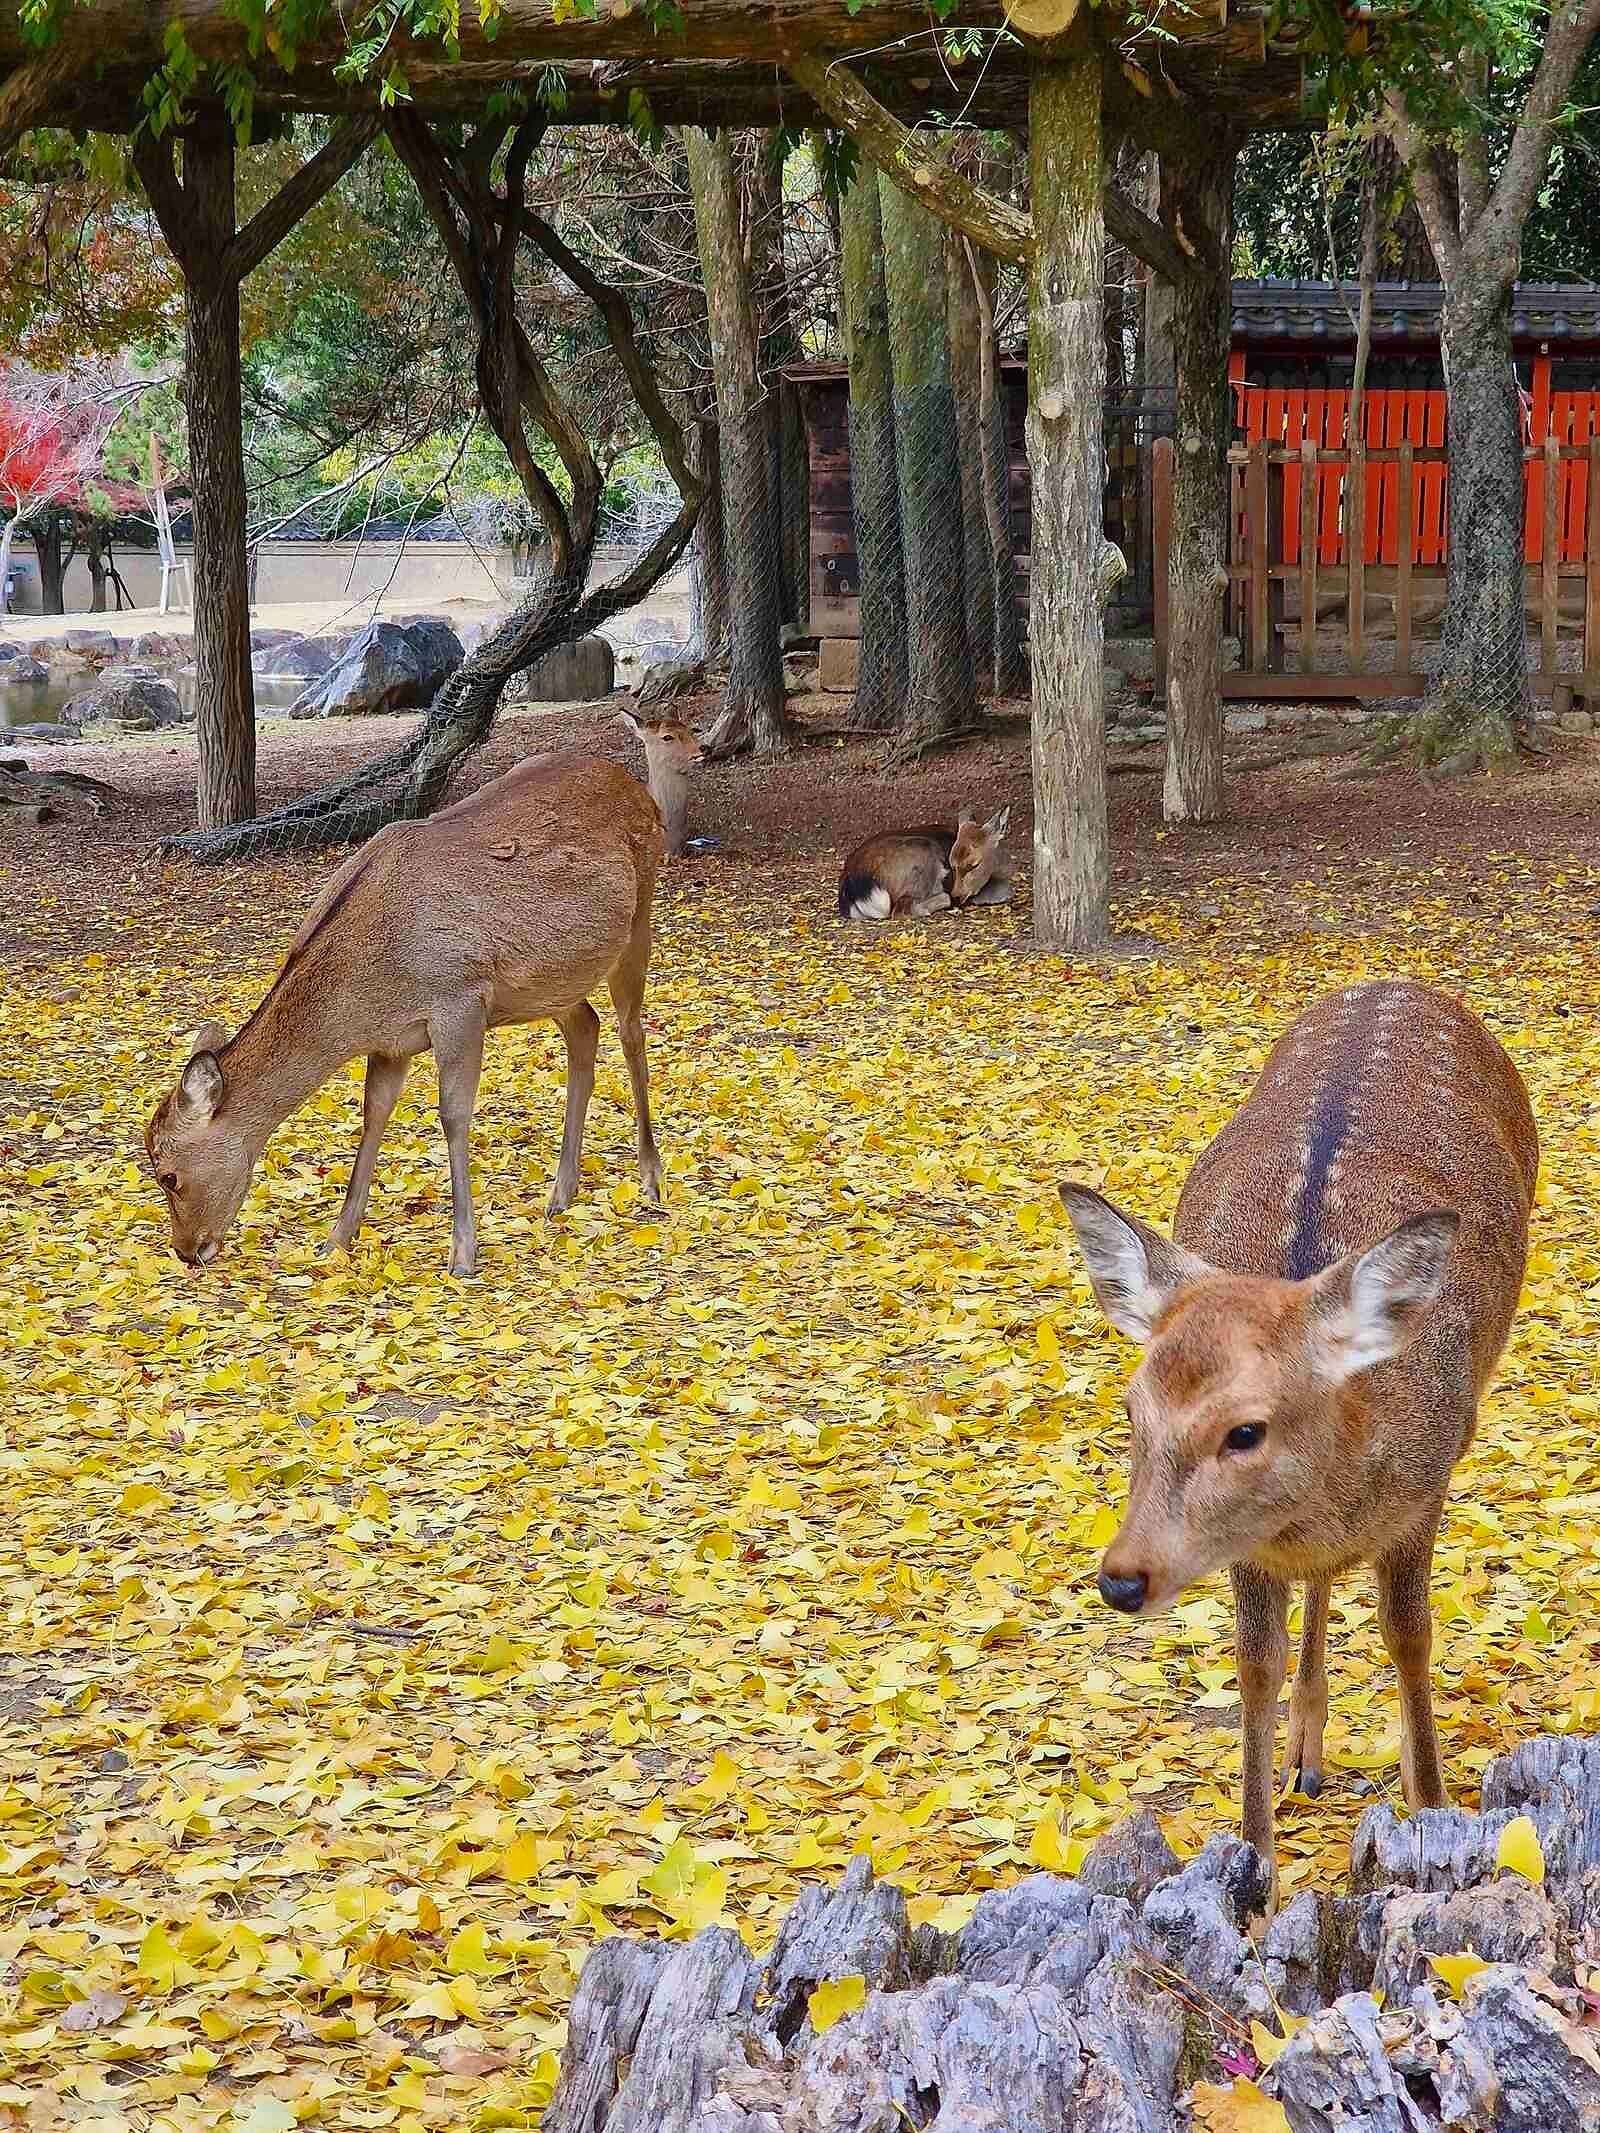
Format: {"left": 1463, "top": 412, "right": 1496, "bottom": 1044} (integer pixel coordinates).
{"left": 5, "top": 691, "right": 1600, "bottom": 972}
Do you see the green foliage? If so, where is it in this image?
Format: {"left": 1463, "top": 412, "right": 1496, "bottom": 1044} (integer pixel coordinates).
{"left": 139, "top": 22, "right": 200, "bottom": 140}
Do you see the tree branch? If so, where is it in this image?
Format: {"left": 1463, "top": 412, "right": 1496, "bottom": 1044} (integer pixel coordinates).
{"left": 225, "top": 114, "right": 381, "bottom": 283}
{"left": 0, "top": 48, "right": 85, "bottom": 158}
{"left": 1104, "top": 182, "right": 1204, "bottom": 284}
{"left": 1475, "top": 0, "right": 1600, "bottom": 275}
{"left": 130, "top": 130, "right": 206, "bottom": 281}
{"left": 784, "top": 52, "right": 1031, "bottom": 267}
{"left": 1381, "top": 91, "right": 1463, "bottom": 282}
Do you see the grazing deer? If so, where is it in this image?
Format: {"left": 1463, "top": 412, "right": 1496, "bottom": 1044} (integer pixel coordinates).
{"left": 620, "top": 707, "right": 702, "bottom": 857}
{"left": 145, "top": 753, "right": 667, "bottom": 1278}
{"left": 1058, "top": 980, "right": 1537, "bottom": 1900}
{"left": 837, "top": 807, "right": 1011, "bottom": 921}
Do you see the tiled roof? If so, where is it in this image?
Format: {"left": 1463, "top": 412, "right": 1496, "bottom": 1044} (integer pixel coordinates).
{"left": 1230, "top": 278, "right": 1600, "bottom": 344}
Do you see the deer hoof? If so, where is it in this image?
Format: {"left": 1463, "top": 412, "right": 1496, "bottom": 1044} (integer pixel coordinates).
{"left": 546, "top": 1181, "right": 575, "bottom": 1218}
{"left": 448, "top": 1247, "right": 478, "bottom": 1278}
{"left": 1283, "top": 1763, "right": 1324, "bottom": 1799}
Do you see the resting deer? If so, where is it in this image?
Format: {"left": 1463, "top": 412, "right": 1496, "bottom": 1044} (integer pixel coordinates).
{"left": 620, "top": 707, "right": 702, "bottom": 857}
{"left": 145, "top": 753, "right": 667, "bottom": 1278}
{"left": 1059, "top": 980, "right": 1537, "bottom": 1900}
{"left": 837, "top": 807, "right": 1011, "bottom": 921}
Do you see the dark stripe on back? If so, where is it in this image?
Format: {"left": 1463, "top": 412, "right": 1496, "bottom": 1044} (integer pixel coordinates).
{"left": 1284, "top": 1077, "right": 1351, "bottom": 1279}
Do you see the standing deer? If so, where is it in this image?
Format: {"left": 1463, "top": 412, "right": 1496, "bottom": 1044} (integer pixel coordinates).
{"left": 620, "top": 707, "right": 702, "bottom": 857}
{"left": 145, "top": 753, "right": 667, "bottom": 1278}
{"left": 1058, "top": 980, "right": 1537, "bottom": 1900}
{"left": 837, "top": 807, "right": 1012, "bottom": 921}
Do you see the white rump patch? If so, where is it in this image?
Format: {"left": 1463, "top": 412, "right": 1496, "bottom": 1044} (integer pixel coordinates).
{"left": 849, "top": 885, "right": 892, "bottom": 922}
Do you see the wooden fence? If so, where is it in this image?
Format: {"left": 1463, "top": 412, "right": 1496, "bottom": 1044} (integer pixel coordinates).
{"left": 1151, "top": 433, "right": 1600, "bottom": 703}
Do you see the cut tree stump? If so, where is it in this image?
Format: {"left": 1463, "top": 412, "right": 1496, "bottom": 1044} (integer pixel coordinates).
{"left": 546, "top": 1732, "right": 1600, "bottom": 2132}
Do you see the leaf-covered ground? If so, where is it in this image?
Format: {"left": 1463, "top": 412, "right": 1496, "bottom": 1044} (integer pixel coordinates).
{"left": 4, "top": 750, "right": 1600, "bottom": 2128}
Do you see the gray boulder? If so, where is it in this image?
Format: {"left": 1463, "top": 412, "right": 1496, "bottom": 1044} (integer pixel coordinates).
{"left": 252, "top": 634, "right": 339, "bottom": 679}
{"left": 62, "top": 628, "right": 121, "bottom": 663}
{"left": 290, "top": 618, "right": 463, "bottom": 719}
{"left": 518, "top": 634, "right": 616, "bottom": 703}
{"left": 0, "top": 655, "right": 48, "bottom": 685}
{"left": 128, "top": 630, "right": 188, "bottom": 664}
{"left": 65, "top": 672, "right": 184, "bottom": 731}
{"left": 7, "top": 722, "right": 78, "bottom": 743}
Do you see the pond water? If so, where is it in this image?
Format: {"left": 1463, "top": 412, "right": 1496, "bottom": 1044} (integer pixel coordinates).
{"left": 0, "top": 672, "right": 309, "bottom": 732}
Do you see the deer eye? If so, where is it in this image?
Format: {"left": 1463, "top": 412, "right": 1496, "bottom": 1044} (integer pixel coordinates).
{"left": 1222, "top": 1423, "right": 1266, "bottom": 1454}
{"left": 159, "top": 1172, "right": 180, "bottom": 1194}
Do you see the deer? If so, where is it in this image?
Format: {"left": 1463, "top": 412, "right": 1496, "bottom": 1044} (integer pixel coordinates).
{"left": 1058, "top": 979, "right": 1537, "bottom": 1905}
{"left": 619, "top": 706, "right": 702, "bottom": 857}
{"left": 144, "top": 752, "right": 668, "bottom": 1279}
{"left": 837, "top": 807, "right": 1012, "bottom": 922}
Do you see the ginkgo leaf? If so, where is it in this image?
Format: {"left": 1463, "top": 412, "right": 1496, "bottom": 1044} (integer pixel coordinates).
{"left": 232, "top": 2100, "right": 299, "bottom": 2133}
{"left": 1189, "top": 2078, "right": 1292, "bottom": 2132}
{"left": 1496, "top": 1815, "right": 1546, "bottom": 1884}
{"left": 1429, "top": 1953, "right": 1492, "bottom": 2000}
{"left": 808, "top": 1975, "right": 867, "bottom": 2033}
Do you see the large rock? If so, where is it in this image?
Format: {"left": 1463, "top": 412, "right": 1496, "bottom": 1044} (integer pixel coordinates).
{"left": 517, "top": 634, "right": 616, "bottom": 704}
{"left": 62, "top": 628, "right": 122, "bottom": 665}
{"left": 6, "top": 722, "right": 78, "bottom": 743}
{"left": 128, "top": 631, "right": 189, "bottom": 664}
{"left": 252, "top": 633, "right": 340, "bottom": 679}
{"left": 64, "top": 672, "right": 184, "bottom": 731}
{"left": 0, "top": 654, "right": 48, "bottom": 685}
{"left": 290, "top": 618, "right": 463, "bottom": 719}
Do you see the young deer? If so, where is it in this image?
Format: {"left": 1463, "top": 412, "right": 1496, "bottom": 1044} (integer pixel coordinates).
{"left": 145, "top": 753, "right": 667, "bottom": 1278}
{"left": 837, "top": 807, "right": 1011, "bottom": 921}
{"left": 1059, "top": 980, "right": 1537, "bottom": 1898}
{"left": 620, "top": 707, "right": 702, "bottom": 857}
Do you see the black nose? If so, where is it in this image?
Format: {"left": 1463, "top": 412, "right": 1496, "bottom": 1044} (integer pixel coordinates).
{"left": 1098, "top": 1570, "right": 1148, "bottom": 1614}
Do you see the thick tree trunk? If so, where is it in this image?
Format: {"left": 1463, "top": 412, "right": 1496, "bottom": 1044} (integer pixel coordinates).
{"left": 688, "top": 415, "right": 730, "bottom": 665}
{"left": 186, "top": 240, "right": 257, "bottom": 826}
{"left": 839, "top": 163, "right": 907, "bottom": 731}
{"left": 1027, "top": 38, "right": 1109, "bottom": 948}
{"left": 1139, "top": 152, "right": 1175, "bottom": 622}
{"left": 947, "top": 226, "right": 996, "bottom": 685}
{"left": 685, "top": 127, "right": 790, "bottom": 756}
{"left": 1412, "top": 281, "right": 1530, "bottom": 765}
{"left": 1161, "top": 133, "right": 1236, "bottom": 826}
{"left": 32, "top": 516, "right": 65, "bottom": 613}
{"left": 881, "top": 178, "right": 978, "bottom": 744}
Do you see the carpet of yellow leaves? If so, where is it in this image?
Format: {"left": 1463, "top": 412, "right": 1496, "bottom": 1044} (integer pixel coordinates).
{"left": 4, "top": 854, "right": 1599, "bottom": 2129}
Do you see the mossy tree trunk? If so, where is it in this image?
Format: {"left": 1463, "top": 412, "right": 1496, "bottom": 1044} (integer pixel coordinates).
{"left": 881, "top": 177, "right": 978, "bottom": 745}
{"left": 839, "top": 163, "right": 907, "bottom": 730}
{"left": 947, "top": 225, "right": 996, "bottom": 686}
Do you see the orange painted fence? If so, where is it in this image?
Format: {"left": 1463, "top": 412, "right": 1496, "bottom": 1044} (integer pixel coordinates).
{"left": 1231, "top": 381, "right": 1600, "bottom": 568}
{"left": 1151, "top": 432, "right": 1600, "bottom": 703}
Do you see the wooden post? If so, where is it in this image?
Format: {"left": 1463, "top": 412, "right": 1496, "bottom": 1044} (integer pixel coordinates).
{"left": 1347, "top": 442, "right": 1366, "bottom": 673}
{"left": 1152, "top": 434, "right": 1172, "bottom": 703}
{"left": 1299, "top": 434, "right": 1317, "bottom": 676}
{"left": 1266, "top": 442, "right": 1285, "bottom": 672}
{"left": 1397, "top": 438, "right": 1415, "bottom": 676}
{"left": 1026, "top": 29, "right": 1108, "bottom": 950}
{"left": 1246, "top": 436, "right": 1268, "bottom": 675}
{"left": 1542, "top": 435, "right": 1559, "bottom": 681}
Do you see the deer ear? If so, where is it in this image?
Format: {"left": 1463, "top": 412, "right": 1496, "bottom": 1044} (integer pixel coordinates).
{"left": 179, "top": 1049, "right": 225, "bottom": 1121}
{"left": 1309, "top": 1211, "right": 1459, "bottom": 1381}
{"left": 985, "top": 805, "right": 1011, "bottom": 841}
{"left": 618, "top": 706, "right": 645, "bottom": 738}
{"left": 1058, "top": 1182, "right": 1212, "bottom": 1343}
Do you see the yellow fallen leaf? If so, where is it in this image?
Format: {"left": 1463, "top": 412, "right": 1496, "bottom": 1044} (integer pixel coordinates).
{"left": 807, "top": 1974, "right": 866, "bottom": 2034}
{"left": 1428, "top": 1952, "right": 1491, "bottom": 2000}
{"left": 1496, "top": 1815, "right": 1545, "bottom": 1884}
{"left": 1190, "top": 2078, "right": 1292, "bottom": 2132}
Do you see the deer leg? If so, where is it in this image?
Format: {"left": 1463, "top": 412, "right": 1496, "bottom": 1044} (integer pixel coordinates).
{"left": 908, "top": 889, "right": 954, "bottom": 917}
{"left": 329, "top": 1052, "right": 410, "bottom": 1253}
{"left": 1378, "top": 1508, "right": 1448, "bottom": 1809}
{"left": 966, "top": 875, "right": 1014, "bottom": 906}
{"left": 1283, "top": 1576, "right": 1331, "bottom": 1798}
{"left": 430, "top": 998, "right": 487, "bottom": 1278}
{"left": 548, "top": 1001, "right": 601, "bottom": 1217}
{"left": 607, "top": 920, "right": 663, "bottom": 1208}
{"left": 1232, "top": 1562, "right": 1290, "bottom": 1910}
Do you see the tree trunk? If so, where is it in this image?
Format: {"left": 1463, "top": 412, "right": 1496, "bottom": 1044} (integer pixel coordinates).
{"left": 1027, "top": 37, "right": 1109, "bottom": 948}
{"left": 881, "top": 177, "right": 978, "bottom": 744}
{"left": 186, "top": 239, "right": 257, "bottom": 826}
{"left": 947, "top": 225, "right": 996, "bottom": 685}
{"left": 966, "top": 237, "right": 1027, "bottom": 697}
{"left": 839, "top": 162, "right": 907, "bottom": 731}
{"left": 32, "top": 516, "right": 65, "bottom": 613}
{"left": 1161, "top": 132, "right": 1236, "bottom": 826}
{"left": 1139, "top": 151, "right": 1175, "bottom": 622}
{"left": 688, "top": 414, "right": 730, "bottom": 665}
{"left": 685, "top": 127, "right": 789, "bottom": 755}
{"left": 1412, "top": 280, "right": 1529, "bottom": 765}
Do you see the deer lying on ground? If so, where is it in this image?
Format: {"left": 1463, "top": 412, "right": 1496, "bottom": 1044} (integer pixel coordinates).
{"left": 620, "top": 707, "right": 703, "bottom": 858}
{"left": 1059, "top": 979, "right": 1537, "bottom": 1902}
{"left": 837, "top": 807, "right": 1012, "bottom": 921}
{"left": 145, "top": 753, "right": 667, "bottom": 1278}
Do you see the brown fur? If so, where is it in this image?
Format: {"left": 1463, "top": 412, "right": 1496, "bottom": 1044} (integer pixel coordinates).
{"left": 620, "top": 707, "right": 702, "bottom": 857}
{"left": 837, "top": 807, "right": 1011, "bottom": 921}
{"left": 145, "top": 752, "right": 667, "bottom": 1277}
{"left": 1061, "top": 979, "right": 1537, "bottom": 1898}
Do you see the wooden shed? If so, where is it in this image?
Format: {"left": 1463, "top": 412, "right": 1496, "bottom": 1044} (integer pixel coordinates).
{"left": 790, "top": 279, "right": 1600, "bottom": 648}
